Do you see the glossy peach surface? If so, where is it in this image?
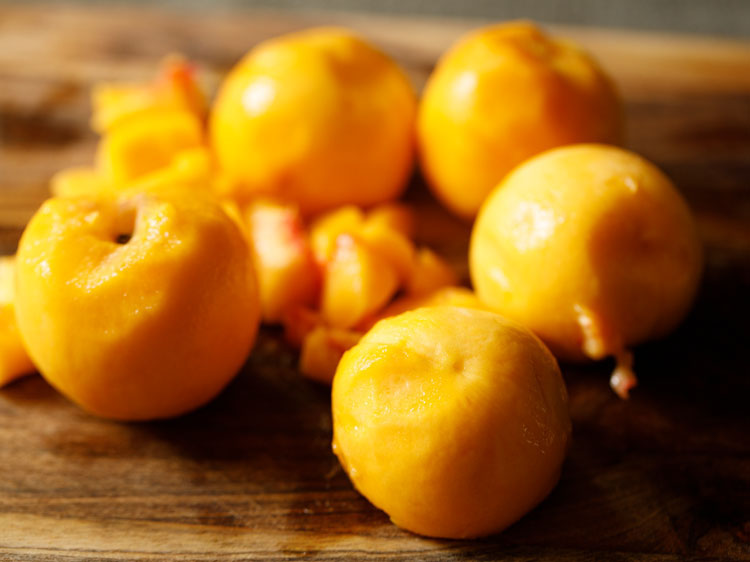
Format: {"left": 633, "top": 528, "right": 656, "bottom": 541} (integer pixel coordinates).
{"left": 332, "top": 306, "right": 571, "bottom": 538}
{"left": 210, "top": 27, "right": 417, "bottom": 214}
{"left": 418, "top": 21, "right": 621, "bottom": 218}
{"left": 470, "top": 144, "right": 703, "bottom": 395}
{"left": 15, "top": 186, "right": 260, "bottom": 420}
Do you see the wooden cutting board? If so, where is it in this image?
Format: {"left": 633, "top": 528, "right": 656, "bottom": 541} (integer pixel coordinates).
{"left": 1, "top": 4, "right": 749, "bottom": 560}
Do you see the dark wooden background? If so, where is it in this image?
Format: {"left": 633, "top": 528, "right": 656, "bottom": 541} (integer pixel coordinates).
{"left": 1, "top": 4, "right": 749, "bottom": 560}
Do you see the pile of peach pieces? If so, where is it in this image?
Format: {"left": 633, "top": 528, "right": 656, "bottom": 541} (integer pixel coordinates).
{"left": 0, "top": 57, "right": 466, "bottom": 388}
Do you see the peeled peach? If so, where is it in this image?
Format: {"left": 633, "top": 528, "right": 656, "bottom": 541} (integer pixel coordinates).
{"left": 332, "top": 306, "right": 571, "bottom": 538}
{"left": 244, "top": 200, "right": 320, "bottom": 324}
{"left": 470, "top": 144, "right": 703, "bottom": 397}
{"left": 210, "top": 27, "right": 416, "bottom": 214}
{"left": 418, "top": 21, "right": 622, "bottom": 218}
{"left": 15, "top": 185, "right": 260, "bottom": 420}
{"left": 0, "top": 256, "right": 35, "bottom": 386}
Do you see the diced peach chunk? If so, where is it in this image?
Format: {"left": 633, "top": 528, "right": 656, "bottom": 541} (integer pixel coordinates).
{"left": 0, "top": 256, "right": 35, "bottom": 387}
{"left": 365, "top": 202, "right": 415, "bottom": 238}
{"left": 282, "top": 306, "right": 322, "bottom": 348}
{"left": 50, "top": 167, "right": 111, "bottom": 199}
{"left": 357, "top": 220, "right": 415, "bottom": 283}
{"left": 219, "top": 198, "right": 246, "bottom": 235}
{"left": 127, "top": 146, "right": 214, "bottom": 193}
{"left": 406, "top": 247, "right": 458, "bottom": 296}
{"left": 97, "top": 109, "right": 204, "bottom": 187}
{"left": 321, "top": 234, "right": 399, "bottom": 329}
{"left": 245, "top": 200, "right": 320, "bottom": 324}
{"left": 309, "top": 206, "right": 365, "bottom": 264}
{"left": 91, "top": 55, "right": 207, "bottom": 133}
{"left": 299, "top": 324, "right": 362, "bottom": 385}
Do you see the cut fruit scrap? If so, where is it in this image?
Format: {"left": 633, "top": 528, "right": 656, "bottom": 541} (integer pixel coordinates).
{"left": 244, "top": 200, "right": 321, "bottom": 324}
{"left": 283, "top": 306, "right": 322, "bottom": 348}
{"left": 309, "top": 206, "right": 366, "bottom": 265}
{"left": 127, "top": 147, "right": 214, "bottom": 193}
{"left": 0, "top": 256, "right": 35, "bottom": 387}
{"left": 310, "top": 202, "right": 449, "bottom": 290}
{"left": 356, "top": 220, "right": 416, "bottom": 284}
{"left": 270, "top": 201, "right": 456, "bottom": 383}
{"left": 405, "top": 247, "right": 458, "bottom": 297}
{"left": 50, "top": 167, "right": 112, "bottom": 199}
{"left": 309, "top": 203, "right": 416, "bottom": 266}
{"left": 97, "top": 109, "right": 205, "bottom": 188}
{"left": 52, "top": 147, "right": 214, "bottom": 200}
{"left": 299, "top": 324, "right": 362, "bottom": 385}
{"left": 364, "top": 202, "right": 415, "bottom": 239}
{"left": 91, "top": 55, "right": 207, "bottom": 134}
{"left": 321, "top": 233, "right": 400, "bottom": 329}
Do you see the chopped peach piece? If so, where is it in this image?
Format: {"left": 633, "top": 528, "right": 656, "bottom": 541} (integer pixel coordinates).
{"left": 126, "top": 146, "right": 214, "bottom": 194}
{"left": 357, "top": 220, "right": 415, "bottom": 283}
{"left": 0, "top": 256, "right": 35, "bottom": 387}
{"left": 170, "top": 146, "right": 213, "bottom": 181}
{"left": 50, "top": 166, "right": 111, "bottom": 199}
{"left": 282, "top": 306, "right": 322, "bottom": 348}
{"left": 406, "top": 247, "right": 458, "bottom": 296}
{"left": 97, "top": 110, "right": 204, "bottom": 187}
{"left": 365, "top": 202, "right": 415, "bottom": 238}
{"left": 309, "top": 206, "right": 365, "bottom": 264}
{"left": 219, "top": 198, "right": 246, "bottom": 235}
{"left": 299, "top": 324, "right": 362, "bottom": 385}
{"left": 321, "top": 234, "right": 399, "bottom": 329}
{"left": 245, "top": 200, "right": 320, "bottom": 324}
{"left": 91, "top": 55, "right": 207, "bottom": 133}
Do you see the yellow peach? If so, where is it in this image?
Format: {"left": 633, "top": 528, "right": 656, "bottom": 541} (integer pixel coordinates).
{"left": 15, "top": 185, "right": 260, "bottom": 420}
{"left": 418, "top": 21, "right": 622, "bottom": 218}
{"left": 210, "top": 27, "right": 416, "bottom": 214}
{"left": 332, "top": 306, "right": 571, "bottom": 538}
{"left": 470, "top": 144, "right": 703, "bottom": 397}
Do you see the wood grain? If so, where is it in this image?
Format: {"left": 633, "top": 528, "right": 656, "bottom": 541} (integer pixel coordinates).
{"left": 1, "top": 4, "right": 749, "bottom": 560}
